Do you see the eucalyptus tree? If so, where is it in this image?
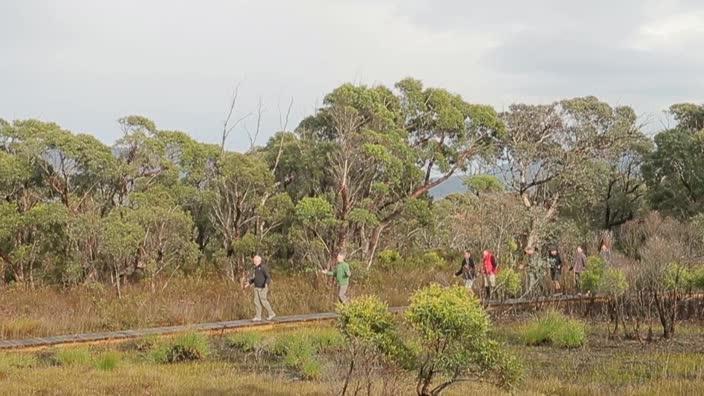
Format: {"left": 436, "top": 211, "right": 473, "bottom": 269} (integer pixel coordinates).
{"left": 497, "top": 97, "right": 646, "bottom": 248}
{"left": 295, "top": 78, "right": 504, "bottom": 267}
{"left": 643, "top": 103, "right": 704, "bottom": 218}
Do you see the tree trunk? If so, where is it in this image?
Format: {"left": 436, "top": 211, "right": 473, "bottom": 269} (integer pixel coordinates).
{"left": 365, "top": 223, "right": 386, "bottom": 269}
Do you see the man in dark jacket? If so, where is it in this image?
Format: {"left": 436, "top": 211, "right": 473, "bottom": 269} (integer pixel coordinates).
{"left": 244, "top": 255, "right": 276, "bottom": 321}
{"left": 455, "top": 250, "right": 476, "bottom": 293}
{"left": 547, "top": 248, "right": 563, "bottom": 294}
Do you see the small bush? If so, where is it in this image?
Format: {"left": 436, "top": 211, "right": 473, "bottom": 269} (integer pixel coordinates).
{"left": 693, "top": 266, "right": 704, "bottom": 290}
{"left": 497, "top": 267, "right": 522, "bottom": 298}
{"left": 522, "top": 310, "right": 586, "bottom": 349}
{"left": 153, "top": 332, "right": 210, "bottom": 363}
{"left": 271, "top": 331, "right": 323, "bottom": 379}
{"left": 665, "top": 263, "right": 695, "bottom": 291}
{"left": 580, "top": 256, "right": 606, "bottom": 293}
{"left": 299, "top": 356, "right": 323, "bottom": 380}
{"left": 579, "top": 257, "right": 628, "bottom": 296}
{"left": 273, "top": 334, "right": 316, "bottom": 367}
{"left": 227, "top": 331, "right": 264, "bottom": 353}
{"left": 95, "top": 351, "right": 121, "bottom": 371}
{"left": 56, "top": 347, "right": 92, "bottom": 366}
{"left": 377, "top": 249, "right": 402, "bottom": 269}
{"left": 305, "top": 328, "right": 345, "bottom": 351}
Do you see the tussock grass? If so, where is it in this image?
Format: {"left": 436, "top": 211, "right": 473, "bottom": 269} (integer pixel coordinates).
{"left": 55, "top": 347, "right": 92, "bottom": 366}
{"left": 227, "top": 331, "right": 265, "bottom": 353}
{"left": 521, "top": 310, "right": 586, "bottom": 348}
{"left": 152, "top": 332, "right": 210, "bottom": 364}
{"left": 95, "top": 351, "right": 121, "bottom": 371}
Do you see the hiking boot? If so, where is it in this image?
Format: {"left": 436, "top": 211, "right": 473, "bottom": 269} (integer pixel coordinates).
{"left": 252, "top": 317, "right": 262, "bottom": 322}
{"left": 267, "top": 314, "right": 276, "bottom": 321}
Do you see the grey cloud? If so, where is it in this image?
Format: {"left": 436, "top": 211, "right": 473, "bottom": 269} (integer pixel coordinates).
{"left": 1, "top": 0, "right": 702, "bottom": 148}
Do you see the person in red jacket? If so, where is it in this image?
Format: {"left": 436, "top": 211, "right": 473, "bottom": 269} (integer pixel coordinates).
{"left": 482, "top": 250, "right": 498, "bottom": 300}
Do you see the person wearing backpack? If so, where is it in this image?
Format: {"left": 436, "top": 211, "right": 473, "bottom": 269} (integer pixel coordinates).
{"left": 321, "top": 253, "right": 351, "bottom": 304}
{"left": 482, "top": 250, "right": 498, "bottom": 300}
{"left": 455, "top": 250, "right": 476, "bottom": 293}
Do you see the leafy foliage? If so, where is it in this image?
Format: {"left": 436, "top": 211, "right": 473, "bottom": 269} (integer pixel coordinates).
{"left": 521, "top": 310, "right": 586, "bottom": 349}
{"left": 405, "top": 285, "right": 522, "bottom": 394}
{"left": 153, "top": 333, "right": 210, "bottom": 364}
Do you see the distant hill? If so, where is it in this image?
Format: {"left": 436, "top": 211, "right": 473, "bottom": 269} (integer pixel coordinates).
{"left": 429, "top": 175, "right": 468, "bottom": 199}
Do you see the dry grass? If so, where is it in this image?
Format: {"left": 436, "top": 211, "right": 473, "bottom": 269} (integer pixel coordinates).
{"left": 0, "top": 319, "right": 702, "bottom": 395}
{"left": 0, "top": 269, "right": 442, "bottom": 339}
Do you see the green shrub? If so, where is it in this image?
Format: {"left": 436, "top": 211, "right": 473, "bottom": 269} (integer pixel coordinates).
{"left": 522, "top": 310, "right": 586, "bottom": 349}
{"left": 299, "top": 356, "right": 323, "bottom": 380}
{"left": 580, "top": 256, "right": 606, "bottom": 293}
{"left": 305, "top": 328, "right": 345, "bottom": 351}
{"left": 227, "top": 331, "right": 264, "bottom": 353}
{"left": 95, "top": 351, "right": 121, "bottom": 371}
{"left": 405, "top": 284, "right": 522, "bottom": 392}
{"left": 600, "top": 268, "right": 629, "bottom": 296}
{"left": 153, "top": 332, "right": 210, "bottom": 364}
{"left": 271, "top": 331, "right": 325, "bottom": 379}
{"left": 580, "top": 257, "right": 628, "bottom": 295}
{"left": 497, "top": 267, "right": 522, "bottom": 298}
{"left": 421, "top": 251, "right": 447, "bottom": 269}
{"left": 665, "top": 263, "right": 695, "bottom": 291}
{"left": 337, "top": 295, "right": 397, "bottom": 351}
{"left": 693, "top": 266, "right": 704, "bottom": 290}
{"left": 377, "top": 249, "right": 401, "bottom": 268}
{"left": 56, "top": 347, "right": 92, "bottom": 366}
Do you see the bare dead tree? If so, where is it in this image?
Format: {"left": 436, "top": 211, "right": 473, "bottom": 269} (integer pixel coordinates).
{"left": 244, "top": 97, "right": 264, "bottom": 152}
{"left": 221, "top": 83, "right": 252, "bottom": 153}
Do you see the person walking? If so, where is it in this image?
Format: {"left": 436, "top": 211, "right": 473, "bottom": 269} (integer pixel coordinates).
{"left": 482, "top": 250, "right": 497, "bottom": 300}
{"left": 599, "top": 241, "right": 612, "bottom": 266}
{"left": 522, "top": 246, "right": 546, "bottom": 298}
{"left": 571, "top": 245, "right": 587, "bottom": 295}
{"left": 321, "top": 253, "right": 351, "bottom": 304}
{"left": 547, "top": 248, "right": 563, "bottom": 294}
{"left": 244, "top": 255, "right": 276, "bottom": 322}
{"left": 455, "top": 250, "right": 476, "bottom": 293}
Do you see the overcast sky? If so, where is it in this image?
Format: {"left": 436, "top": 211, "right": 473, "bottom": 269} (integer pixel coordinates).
{"left": 2, "top": 0, "right": 702, "bottom": 150}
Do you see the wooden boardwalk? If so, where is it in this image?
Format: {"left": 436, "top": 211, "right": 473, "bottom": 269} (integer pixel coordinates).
{"left": 0, "top": 295, "right": 594, "bottom": 350}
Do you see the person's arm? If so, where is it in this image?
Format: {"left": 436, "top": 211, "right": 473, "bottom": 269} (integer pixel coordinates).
{"left": 320, "top": 268, "right": 333, "bottom": 276}
{"left": 263, "top": 266, "right": 272, "bottom": 286}
{"left": 344, "top": 263, "right": 351, "bottom": 278}
{"left": 455, "top": 261, "right": 464, "bottom": 277}
{"left": 244, "top": 273, "right": 254, "bottom": 288}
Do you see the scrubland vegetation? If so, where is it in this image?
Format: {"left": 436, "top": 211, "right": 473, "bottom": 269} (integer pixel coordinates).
{"left": 3, "top": 81, "right": 704, "bottom": 394}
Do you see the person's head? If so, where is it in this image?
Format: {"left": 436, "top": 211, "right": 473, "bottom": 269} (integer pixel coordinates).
{"left": 549, "top": 248, "right": 558, "bottom": 256}
{"left": 482, "top": 250, "right": 489, "bottom": 258}
{"left": 601, "top": 242, "right": 609, "bottom": 252}
{"left": 525, "top": 247, "right": 535, "bottom": 256}
{"left": 252, "top": 255, "right": 262, "bottom": 267}
{"left": 337, "top": 253, "right": 346, "bottom": 263}
{"left": 463, "top": 251, "right": 471, "bottom": 259}
{"left": 577, "top": 246, "right": 583, "bottom": 253}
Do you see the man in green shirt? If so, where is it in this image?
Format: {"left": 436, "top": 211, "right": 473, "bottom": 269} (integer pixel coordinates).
{"left": 321, "top": 253, "right": 351, "bottom": 304}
